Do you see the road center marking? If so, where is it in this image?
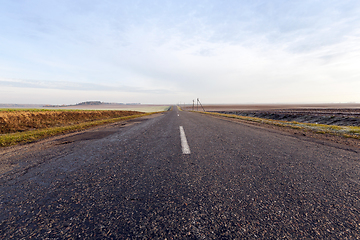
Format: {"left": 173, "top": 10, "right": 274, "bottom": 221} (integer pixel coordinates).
{"left": 179, "top": 126, "right": 191, "bottom": 154}
{"left": 178, "top": 114, "right": 179, "bottom": 116}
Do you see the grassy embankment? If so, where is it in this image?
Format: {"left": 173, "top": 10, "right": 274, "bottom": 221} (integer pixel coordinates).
{"left": 197, "top": 111, "right": 360, "bottom": 140}
{"left": 0, "top": 109, "right": 158, "bottom": 147}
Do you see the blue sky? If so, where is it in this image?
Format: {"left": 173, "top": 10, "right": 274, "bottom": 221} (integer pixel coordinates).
{"left": 1, "top": 0, "right": 360, "bottom": 104}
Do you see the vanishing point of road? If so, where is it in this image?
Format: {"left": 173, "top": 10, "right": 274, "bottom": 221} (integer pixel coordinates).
{"left": 1, "top": 107, "right": 360, "bottom": 239}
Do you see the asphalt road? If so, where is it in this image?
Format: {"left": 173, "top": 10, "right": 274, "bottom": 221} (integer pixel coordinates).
{"left": 1, "top": 107, "right": 360, "bottom": 239}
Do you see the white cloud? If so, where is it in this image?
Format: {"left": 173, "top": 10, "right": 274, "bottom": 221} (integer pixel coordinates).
{"left": 1, "top": 0, "right": 360, "bottom": 104}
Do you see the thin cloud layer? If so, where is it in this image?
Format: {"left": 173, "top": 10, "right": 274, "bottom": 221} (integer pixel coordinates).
{"left": 1, "top": 0, "right": 360, "bottom": 104}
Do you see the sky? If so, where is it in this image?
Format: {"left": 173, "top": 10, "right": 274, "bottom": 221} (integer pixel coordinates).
{"left": 1, "top": 0, "right": 360, "bottom": 105}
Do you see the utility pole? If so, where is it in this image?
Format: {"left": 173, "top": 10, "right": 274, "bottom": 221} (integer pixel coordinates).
{"left": 192, "top": 100, "right": 194, "bottom": 111}
{"left": 197, "top": 98, "right": 206, "bottom": 112}
{"left": 197, "top": 98, "right": 199, "bottom": 111}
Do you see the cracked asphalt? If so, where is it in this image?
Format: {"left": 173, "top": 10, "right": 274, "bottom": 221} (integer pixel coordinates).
{"left": 1, "top": 107, "right": 360, "bottom": 239}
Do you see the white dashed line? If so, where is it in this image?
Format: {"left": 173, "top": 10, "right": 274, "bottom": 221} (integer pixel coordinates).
{"left": 179, "top": 126, "right": 191, "bottom": 154}
{"left": 178, "top": 114, "right": 179, "bottom": 116}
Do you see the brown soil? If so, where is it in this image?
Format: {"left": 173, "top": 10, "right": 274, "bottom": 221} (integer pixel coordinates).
{"left": 186, "top": 104, "right": 360, "bottom": 150}
{"left": 214, "top": 108, "right": 360, "bottom": 127}
{"left": 0, "top": 110, "right": 142, "bottom": 134}
{"left": 183, "top": 103, "right": 360, "bottom": 111}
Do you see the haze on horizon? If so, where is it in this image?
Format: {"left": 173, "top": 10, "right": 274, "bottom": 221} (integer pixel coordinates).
{"left": 1, "top": 0, "right": 360, "bottom": 105}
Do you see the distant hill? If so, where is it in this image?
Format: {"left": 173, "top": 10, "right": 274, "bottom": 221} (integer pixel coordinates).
{"left": 76, "top": 101, "right": 103, "bottom": 106}
{"left": 44, "top": 101, "right": 141, "bottom": 108}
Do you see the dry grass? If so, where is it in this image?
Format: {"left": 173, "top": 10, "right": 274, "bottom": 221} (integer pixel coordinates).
{"left": 0, "top": 109, "right": 142, "bottom": 134}
{"left": 197, "top": 111, "right": 360, "bottom": 140}
{"left": 0, "top": 113, "right": 154, "bottom": 147}
{"left": 0, "top": 109, "right": 161, "bottom": 147}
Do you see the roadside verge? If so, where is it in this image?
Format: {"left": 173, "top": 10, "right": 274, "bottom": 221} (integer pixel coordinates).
{"left": 194, "top": 111, "right": 360, "bottom": 148}
{"left": 0, "top": 112, "right": 158, "bottom": 147}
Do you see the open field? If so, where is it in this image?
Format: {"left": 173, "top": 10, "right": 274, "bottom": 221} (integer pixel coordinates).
{"left": 182, "top": 103, "right": 360, "bottom": 144}
{"left": 183, "top": 103, "right": 360, "bottom": 111}
{"left": 47, "top": 104, "right": 171, "bottom": 112}
{"left": 182, "top": 103, "right": 360, "bottom": 127}
{"left": 199, "top": 111, "right": 360, "bottom": 139}
{"left": 0, "top": 104, "right": 171, "bottom": 112}
{"left": 0, "top": 109, "right": 155, "bottom": 147}
{"left": 211, "top": 108, "right": 360, "bottom": 127}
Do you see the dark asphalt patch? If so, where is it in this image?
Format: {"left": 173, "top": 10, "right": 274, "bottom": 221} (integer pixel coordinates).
{"left": 54, "top": 116, "right": 151, "bottom": 145}
{"left": 57, "top": 131, "right": 118, "bottom": 143}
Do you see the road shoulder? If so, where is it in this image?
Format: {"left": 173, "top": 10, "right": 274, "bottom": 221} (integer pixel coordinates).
{"left": 0, "top": 112, "right": 166, "bottom": 178}
{"left": 197, "top": 111, "right": 360, "bottom": 152}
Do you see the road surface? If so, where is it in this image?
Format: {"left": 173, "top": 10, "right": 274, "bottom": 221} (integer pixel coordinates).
{"left": 1, "top": 107, "right": 360, "bottom": 239}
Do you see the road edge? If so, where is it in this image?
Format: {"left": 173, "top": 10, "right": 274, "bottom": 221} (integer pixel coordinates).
{"left": 192, "top": 111, "right": 360, "bottom": 151}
